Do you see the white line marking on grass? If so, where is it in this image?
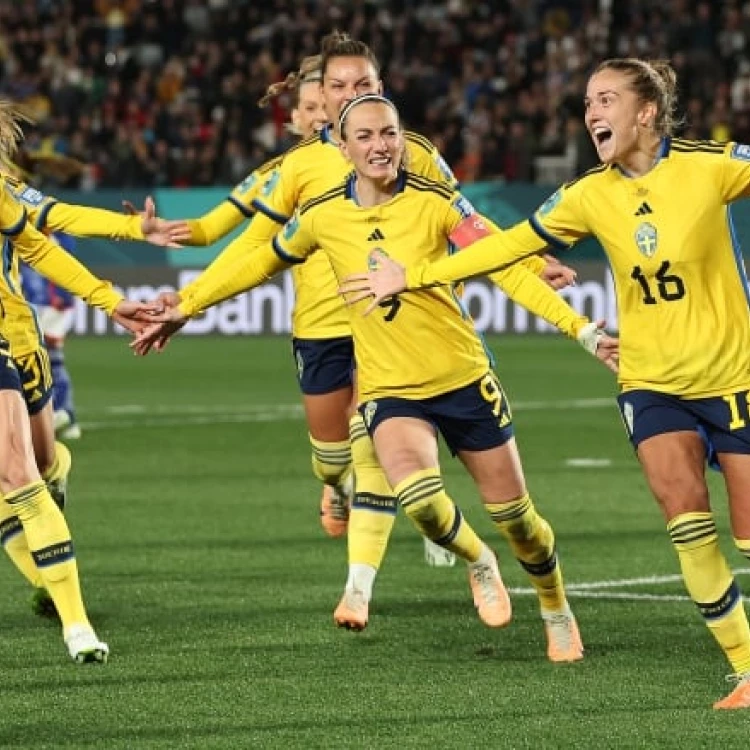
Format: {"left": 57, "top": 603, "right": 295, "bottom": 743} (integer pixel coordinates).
{"left": 506, "top": 569, "right": 750, "bottom": 602}
{"left": 565, "top": 458, "right": 613, "bottom": 468}
{"left": 79, "top": 397, "right": 614, "bottom": 431}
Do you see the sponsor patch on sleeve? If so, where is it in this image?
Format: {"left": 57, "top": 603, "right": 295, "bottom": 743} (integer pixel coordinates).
{"left": 451, "top": 195, "right": 477, "bottom": 219}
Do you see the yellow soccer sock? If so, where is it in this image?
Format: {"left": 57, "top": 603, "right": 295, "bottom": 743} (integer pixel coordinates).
{"left": 669, "top": 513, "right": 750, "bottom": 674}
{"left": 309, "top": 434, "right": 352, "bottom": 490}
{"left": 41, "top": 441, "right": 72, "bottom": 509}
{"left": 486, "top": 494, "right": 567, "bottom": 612}
{"left": 394, "top": 468, "right": 482, "bottom": 562}
{"left": 0, "top": 497, "right": 43, "bottom": 587}
{"left": 5, "top": 480, "right": 89, "bottom": 630}
{"left": 348, "top": 414, "right": 397, "bottom": 570}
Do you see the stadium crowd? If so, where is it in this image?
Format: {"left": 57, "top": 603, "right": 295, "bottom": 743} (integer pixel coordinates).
{"left": 0, "top": 0, "right": 748, "bottom": 189}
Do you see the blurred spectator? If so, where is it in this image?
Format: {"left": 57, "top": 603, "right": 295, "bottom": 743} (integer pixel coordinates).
{"left": 0, "top": 0, "right": 747, "bottom": 190}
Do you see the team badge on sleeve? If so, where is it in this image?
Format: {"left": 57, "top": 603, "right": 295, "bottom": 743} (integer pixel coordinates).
{"left": 537, "top": 189, "right": 562, "bottom": 217}
{"left": 282, "top": 212, "right": 300, "bottom": 240}
{"left": 260, "top": 170, "right": 281, "bottom": 197}
{"left": 16, "top": 186, "right": 46, "bottom": 206}
{"left": 731, "top": 143, "right": 750, "bottom": 161}
{"left": 235, "top": 173, "right": 257, "bottom": 195}
{"left": 451, "top": 195, "right": 477, "bottom": 219}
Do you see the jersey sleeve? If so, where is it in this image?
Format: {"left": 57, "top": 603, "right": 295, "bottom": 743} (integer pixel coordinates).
{"left": 718, "top": 142, "right": 750, "bottom": 202}
{"left": 405, "top": 132, "right": 459, "bottom": 188}
{"left": 1, "top": 191, "right": 121, "bottom": 314}
{"left": 251, "top": 157, "right": 297, "bottom": 224}
{"left": 271, "top": 209, "right": 318, "bottom": 265}
{"left": 443, "top": 193, "right": 547, "bottom": 277}
{"left": 179, "top": 209, "right": 283, "bottom": 299}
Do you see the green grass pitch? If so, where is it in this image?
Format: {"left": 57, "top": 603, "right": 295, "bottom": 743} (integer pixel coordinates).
{"left": 1, "top": 335, "right": 748, "bottom": 748}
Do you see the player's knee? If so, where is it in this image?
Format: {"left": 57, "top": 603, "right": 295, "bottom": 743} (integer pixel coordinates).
{"left": 0, "top": 447, "right": 40, "bottom": 495}
{"left": 647, "top": 470, "right": 708, "bottom": 515}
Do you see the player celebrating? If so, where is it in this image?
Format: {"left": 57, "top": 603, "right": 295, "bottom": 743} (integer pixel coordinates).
{"left": 135, "top": 95, "right": 618, "bottom": 661}
{"left": 0, "top": 101, "right": 187, "bottom": 618}
{"left": 170, "top": 32, "right": 577, "bottom": 591}
{"left": 341, "top": 59, "right": 750, "bottom": 710}
{"left": 0, "top": 170, "right": 161, "bottom": 663}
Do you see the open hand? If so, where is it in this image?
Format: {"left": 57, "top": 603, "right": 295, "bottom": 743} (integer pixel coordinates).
{"left": 123, "top": 196, "right": 192, "bottom": 248}
{"left": 339, "top": 250, "right": 407, "bottom": 315}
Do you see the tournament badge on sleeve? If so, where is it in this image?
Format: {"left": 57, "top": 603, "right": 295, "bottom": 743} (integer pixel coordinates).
{"left": 424, "top": 538, "right": 456, "bottom": 567}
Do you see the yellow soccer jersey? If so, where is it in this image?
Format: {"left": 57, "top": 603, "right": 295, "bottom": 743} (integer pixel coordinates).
{"left": 250, "top": 125, "right": 457, "bottom": 339}
{"left": 0, "top": 175, "right": 140, "bottom": 355}
{"left": 408, "top": 138, "right": 750, "bottom": 398}
{"left": 0, "top": 179, "right": 121, "bottom": 354}
{"left": 185, "top": 155, "right": 283, "bottom": 246}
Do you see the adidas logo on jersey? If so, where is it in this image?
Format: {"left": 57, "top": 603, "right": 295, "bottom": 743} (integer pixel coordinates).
{"left": 367, "top": 228, "right": 385, "bottom": 241}
{"left": 635, "top": 202, "right": 653, "bottom": 216}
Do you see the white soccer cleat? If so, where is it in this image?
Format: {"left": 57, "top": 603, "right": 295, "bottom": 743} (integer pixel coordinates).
{"left": 65, "top": 624, "right": 109, "bottom": 664}
{"left": 424, "top": 538, "right": 456, "bottom": 566}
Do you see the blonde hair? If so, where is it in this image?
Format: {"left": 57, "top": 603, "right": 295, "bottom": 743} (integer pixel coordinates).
{"left": 593, "top": 58, "right": 680, "bottom": 136}
{"left": 0, "top": 100, "right": 32, "bottom": 172}
{"left": 258, "top": 54, "right": 322, "bottom": 108}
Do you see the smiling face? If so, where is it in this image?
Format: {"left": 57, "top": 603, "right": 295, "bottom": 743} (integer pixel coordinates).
{"left": 321, "top": 56, "right": 382, "bottom": 124}
{"left": 339, "top": 101, "right": 403, "bottom": 182}
{"left": 291, "top": 80, "right": 327, "bottom": 138}
{"left": 584, "top": 68, "right": 657, "bottom": 164}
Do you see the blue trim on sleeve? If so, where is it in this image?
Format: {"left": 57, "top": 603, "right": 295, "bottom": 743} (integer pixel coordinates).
{"left": 34, "top": 200, "right": 56, "bottom": 231}
{"left": 272, "top": 236, "right": 305, "bottom": 265}
{"left": 2, "top": 207, "right": 27, "bottom": 236}
{"left": 251, "top": 198, "right": 289, "bottom": 225}
{"left": 528, "top": 215, "right": 570, "bottom": 251}
{"left": 227, "top": 196, "right": 254, "bottom": 218}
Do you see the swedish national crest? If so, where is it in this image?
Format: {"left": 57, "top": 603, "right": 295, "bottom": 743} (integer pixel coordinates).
{"left": 635, "top": 222, "right": 658, "bottom": 258}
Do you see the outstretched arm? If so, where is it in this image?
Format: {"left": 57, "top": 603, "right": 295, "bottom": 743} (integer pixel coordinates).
{"left": 40, "top": 196, "right": 188, "bottom": 247}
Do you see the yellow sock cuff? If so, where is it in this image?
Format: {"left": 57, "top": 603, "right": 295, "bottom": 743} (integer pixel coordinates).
{"left": 667, "top": 512, "right": 717, "bottom": 549}
{"left": 309, "top": 434, "right": 352, "bottom": 485}
{"left": 42, "top": 441, "right": 72, "bottom": 484}
{"left": 5, "top": 480, "right": 47, "bottom": 508}
{"left": 349, "top": 413, "right": 368, "bottom": 444}
{"left": 393, "top": 468, "right": 443, "bottom": 509}
{"left": 485, "top": 494, "right": 532, "bottom": 524}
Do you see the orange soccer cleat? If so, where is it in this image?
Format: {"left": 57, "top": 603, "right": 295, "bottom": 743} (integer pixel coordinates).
{"left": 468, "top": 550, "right": 512, "bottom": 628}
{"left": 333, "top": 589, "right": 369, "bottom": 631}
{"left": 542, "top": 608, "right": 584, "bottom": 663}
{"left": 320, "top": 480, "right": 352, "bottom": 538}
{"left": 714, "top": 673, "right": 750, "bottom": 710}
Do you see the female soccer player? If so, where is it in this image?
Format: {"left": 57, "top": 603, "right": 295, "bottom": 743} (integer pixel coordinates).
{"left": 136, "top": 95, "right": 617, "bottom": 662}
{"left": 0, "top": 170, "right": 159, "bottom": 664}
{"left": 169, "top": 32, "right": 577, "bottom": 568}
{"left": 341, "top": 59, "right": 750, "bottom": 710}
{"left": 0, "top": 101, "right": 187, "bottom": 617}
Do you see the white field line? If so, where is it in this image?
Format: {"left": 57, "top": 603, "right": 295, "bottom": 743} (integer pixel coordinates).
{"left": 507, "top": 569, "right": 750, "bottom": 603}
{"left": 78, "top": 397, "right": 614, "bottom": 431}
